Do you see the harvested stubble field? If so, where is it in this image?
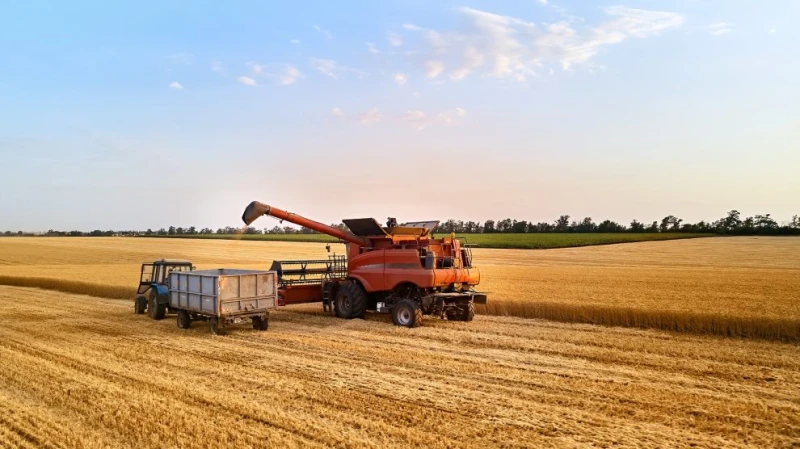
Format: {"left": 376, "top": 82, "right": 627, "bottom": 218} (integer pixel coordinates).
{"left": 0, "top": 286, "right": 798, "bottom": 448}
{"left": 0, "top": 236, "right": 797, "bottom": 340}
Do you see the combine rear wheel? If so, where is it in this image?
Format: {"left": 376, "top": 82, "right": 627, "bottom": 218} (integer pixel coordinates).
{"left": 447, "top": 302, "right": 475, "bottom": 322}
{"left": 176, "top": 310, "right": 191, "bottom": 329}
{"left": 334, "top": 281, "right": 367, "bottom": 319}
{"left": 392, "top": 300, "right": 423, "bottom": 328}
{"left": 134, "top": 295, "right": 147, "bottom": 315}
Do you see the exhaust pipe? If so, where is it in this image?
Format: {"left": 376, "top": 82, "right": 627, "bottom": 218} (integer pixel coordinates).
{"left": 242, "top": 201, "right": 271, "bottom": 226}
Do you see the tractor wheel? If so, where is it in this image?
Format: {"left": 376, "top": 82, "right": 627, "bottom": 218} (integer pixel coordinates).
{"left": 392, "top": 299, "right": 423, "bottom": 328}
{"left": 334, "top": 281, "right": 367, "bottom": 319}
{"left": 252, "top": 316, "right": 269, "bottom": 331}
{"left": 147, "top": 295, "right": 166, "bottom": 320}
{"left": 176, "top": 310, "right": 191, "bottom": 329}
{"left": 209, "top": 318, "right": 223, "bottom": 335}
{"left": 134, "top": 295, "right": 147, "bottom": 315}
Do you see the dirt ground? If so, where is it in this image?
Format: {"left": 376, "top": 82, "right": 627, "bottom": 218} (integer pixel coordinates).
{"left": 0, "top": 286, "right": 797, "bottom": 448}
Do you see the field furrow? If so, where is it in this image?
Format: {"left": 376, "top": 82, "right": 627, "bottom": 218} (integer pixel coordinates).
{"left": 0, "top": 286, "right": 797, "bottom": 448}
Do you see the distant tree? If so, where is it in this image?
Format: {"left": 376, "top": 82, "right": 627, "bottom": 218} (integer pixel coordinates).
{"left": 576, "top": 217, "right": 596, "bottom": 233}
{"left": 200, "top": 228, "right": 213, "bottom": 234}
{"left": 629, "top": 219, "right": 645, "bottom": 233}
{"left": 554, "top": 215, "right": 570, "bottom": 232}
{"left": 597, "top": 220, "right": 626, "bottom": 233}
{"left": 754, "top": 214, "right": 777, "bottom": 231}
{"left": 145, "top": 228, "right": 153, "bottom": 236}
{"left": 716, "top": 210, "right": 742, "bottom": 233}
{"left": 483, "top": 220, "right": 495, "bottom": 233}
{"left": 511, "top": 220, "right": 528, "bottom": 233}
{"left": 660, "top": 215, "right": 683, "bottom": 232}
{"left": 646, "top": 221, "right": 659, "bottom": 233}
{"left": 168, "top": 226, "right": 176, "bottom": 235}
{"left": 157, "top": 228, "right": 167, "bottom": 236}
{"left": 792, "top": 215, "right": 800, "bottom": 229}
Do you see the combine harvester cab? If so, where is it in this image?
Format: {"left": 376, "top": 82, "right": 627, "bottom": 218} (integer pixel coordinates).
{"left": 242, "top": 201, "right": 487, "bottom": 328}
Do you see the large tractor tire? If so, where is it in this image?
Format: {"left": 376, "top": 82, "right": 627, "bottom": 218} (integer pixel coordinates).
{"left": 392, "top": 299, "right": 423, "bottom": 328}
{"left": 334, "top": 281, "right": 367, "bottom": 319}
{"left": 134, "top": 295, "right": 147, "bottom": 315}
{"left": 148, "top": 295, "right": 166, "bottom": 320}
{"left": 176, "top": 310, "right": 191, "bottom": 329}
{"left": 447, "top": 302, "right": 475, "bottom": 322}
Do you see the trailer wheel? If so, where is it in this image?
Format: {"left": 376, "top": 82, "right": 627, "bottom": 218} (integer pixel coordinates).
{"left": 134, "top": 295, "right": 147, "bottom": 315}
{"left": 209, "top": 318, "right": 223, "bottom": 335}
{"left": 392, "top": 299, "right": 423, "bottom": 328}
{"left": 252, "top": 316, "right": 269, "bottom": 331}
{"left": 334, "top": 281, "right": 367, "bottom": 319}
{"left": 148, "top": 295, "right": 166, "bottom": 320}
{"left": 176, "top": 310, "right": 191, "bottom": 329}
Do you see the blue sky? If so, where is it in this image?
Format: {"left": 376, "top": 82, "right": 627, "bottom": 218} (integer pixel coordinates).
{"left": 1, "top": 1, "right": 798, "bottom": 231}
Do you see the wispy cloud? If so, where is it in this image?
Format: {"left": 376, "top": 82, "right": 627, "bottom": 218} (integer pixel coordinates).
{"left": 169, "top": 81, "right": 183, "bottom": 90}
{"left": 313, "top": 25, "right": 333, "bottom": 40}
{"left": 331, "top": 106, "right": 464, "bottom": 130}
{"left": 366, "top": 42, "right": 381, "bottom": 54}
{"left": 237, "top": 76, "right": 257, "bottom": 86}
{"left": 388, "top": 32, "right": 403, "bottom": 47}
{"left": 425, "top": 60, "right": 445, "bottom": 79}
{"left": 402, "top": 107, "right": 466, "bottom": 131}
{"left": 359, "top": 108, "right": 382, "bottom": 124}
{"left": 290, "top": 39, "right": 300, "bottom": 44}
{"left": 309, "top": 58, "right": 367, "bottom": 79}
{"left": 245, "top": 62, "right": 302, "bottom": 85}
{"left": 393, "top": 73, "right": 408, "bottom": 85}
{"left": 168, "top": 53, "right": 193, "bottom": 65}
{"left": 275, "top": 65, "right": 302, "bottom": 85}
{"left": 211, "top": 61, "right": 226, "bottom": 75}
{"left": 401, "top": 6, "right": 683, "bottom": 81}
{"left": 708, "top": 22, "right": 734, "bottom": 36}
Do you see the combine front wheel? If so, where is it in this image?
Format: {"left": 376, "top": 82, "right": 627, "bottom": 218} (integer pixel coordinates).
{"left": 392, "top": 300, "right": 423, "bottom": 328}
{"left": 334, "top": 281, "right": 367, "bottom": 319}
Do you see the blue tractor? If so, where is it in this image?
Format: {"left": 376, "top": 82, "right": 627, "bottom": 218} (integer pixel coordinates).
{"left": 134, "top": 259, "right": 194, "bottom": 319}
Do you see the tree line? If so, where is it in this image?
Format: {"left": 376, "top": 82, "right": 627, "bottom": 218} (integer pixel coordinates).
{"left": 432, "top": 211, "right": 800, "bottom": 235}
{"left": 2, "top": 210, "right": 799, "bottom": 237}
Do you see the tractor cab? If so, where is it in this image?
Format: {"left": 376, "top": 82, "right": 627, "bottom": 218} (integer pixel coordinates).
{"left": 135, "top": 259, "right": 193, "bottom": 318}
{"left": 137, "top": 259, "right": 194, "bottom": 294}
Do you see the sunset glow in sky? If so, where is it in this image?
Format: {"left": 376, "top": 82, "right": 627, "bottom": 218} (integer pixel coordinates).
{"left": 1, "top": 1, "right": 798, "bottom": 231}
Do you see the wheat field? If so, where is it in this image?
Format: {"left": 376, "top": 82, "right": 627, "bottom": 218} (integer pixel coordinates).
{"left": 0, "top": 286, "right": 797, "bottom": 448}
{"left": 0, "top": 236, "right": 797, "bottom": 340}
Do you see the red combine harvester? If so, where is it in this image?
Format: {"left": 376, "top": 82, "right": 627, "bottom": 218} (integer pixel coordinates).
{"left": 242, "top": 201, "right": 487, "bottom": 327}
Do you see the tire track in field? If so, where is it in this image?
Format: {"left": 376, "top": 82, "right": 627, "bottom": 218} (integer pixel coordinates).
{"left": 1, "top": 287, "right": 798, "bottom": 448}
